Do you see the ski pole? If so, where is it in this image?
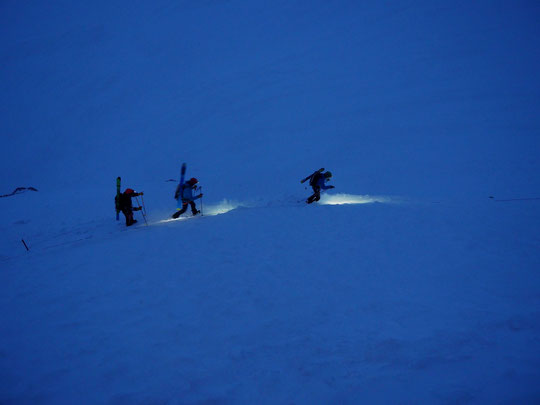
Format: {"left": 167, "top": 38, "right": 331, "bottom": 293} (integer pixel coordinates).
{"left": 200, "top": 186, "right": 203, "bottom": 216}
{"left": 135, "top": 196, "right": 148, "bottom": 226}
{"left": 140, "top": 194, "right": 147, "bottom": 217}
{"left": 140, "top": 194, "right": 148, "bottom": 224}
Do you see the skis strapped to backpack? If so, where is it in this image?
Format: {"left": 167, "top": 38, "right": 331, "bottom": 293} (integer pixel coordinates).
{"left": 174, "top": 163, "right": 187, "bottom": 200}
{"left": 300, "top": 168, "right": 324, "bottom": 185}
{"left": 115, "top": 176, "right": 121, "bottom": 220}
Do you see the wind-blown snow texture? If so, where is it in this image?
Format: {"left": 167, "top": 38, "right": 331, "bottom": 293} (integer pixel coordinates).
{"left": 2, "top": 1, "right": 540, "bottom": 404}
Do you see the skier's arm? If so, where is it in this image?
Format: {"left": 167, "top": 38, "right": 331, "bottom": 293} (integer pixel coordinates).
{"left": 193, "top": 184, "right": 203, "bottom": 200}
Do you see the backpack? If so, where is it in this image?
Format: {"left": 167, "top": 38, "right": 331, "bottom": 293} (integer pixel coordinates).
{"left": 309, "top": 171, "right": 322, "bottom": 187}
{"left": 174, "top": 183, "right": 184, "bottom": 200}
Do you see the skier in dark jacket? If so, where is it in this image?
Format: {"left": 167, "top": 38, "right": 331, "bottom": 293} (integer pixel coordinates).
{"left": 116, "top": 188, "right": 143, "bottom": 226}
{"left": 301, "top": 168, "right": 335, "bottom": 204}
{"left": 172, "top": 178, "right": 203, "bottom": 218}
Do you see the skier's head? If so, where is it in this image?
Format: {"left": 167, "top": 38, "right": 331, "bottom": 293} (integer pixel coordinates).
{"left": 324, "top": 171, "right": 332, "bottom": 179}
{"left": 188, "top": 178, "right": 198, "bottom": 186}
{"left": 124, "top": 188, "right": 135, "bottom": 195}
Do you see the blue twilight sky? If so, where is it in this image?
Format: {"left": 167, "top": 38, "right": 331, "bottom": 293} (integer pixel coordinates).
{"left": 1, "top": 0, "right": 540, "bottom": 201}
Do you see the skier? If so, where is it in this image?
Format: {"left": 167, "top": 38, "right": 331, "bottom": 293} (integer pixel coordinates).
{"left": 300, "top": 168, "right": 335, "bottom": 204}
{"left": 172, "top": 178, "right": 203, "bottom": 218}
{"left": 116, "top": 188, "right": 144, "bottom": 226}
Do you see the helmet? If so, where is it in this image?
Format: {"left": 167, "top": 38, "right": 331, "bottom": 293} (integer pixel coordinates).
{"left": 324, "top": 171, "right": 332, "bottom": 178}
{"left": 125, "top": 188, "right": 134, "bottom": 194}
{"left": 189, "top": 178, "right": 198, "bottom": 185}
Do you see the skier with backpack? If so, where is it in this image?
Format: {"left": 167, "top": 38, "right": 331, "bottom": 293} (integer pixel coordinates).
{"left": 301, "top": 168, "right": 335, "bottom": 204}
{"left": 116, "top": 188, "right": 144, "bottom": 226}
{"left": 172, "top": 177, "right": 203, "bottom": 218}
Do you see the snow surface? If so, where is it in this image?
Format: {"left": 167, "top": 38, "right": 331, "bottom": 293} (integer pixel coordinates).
{"left": 2, "top": 1, "right": 540, "bottom": 404}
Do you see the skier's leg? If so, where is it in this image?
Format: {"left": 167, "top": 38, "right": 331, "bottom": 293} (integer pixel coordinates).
{"left": 124, "top": 209, "right": 135, "bottom": 226}
{"left": 172, "top": 202, "right": 188, "bottom": 218}
{"left": 307, "top": 186, "right": 321, "bottom": 204}
{"left": 189, "top": 201, "right": 199, "bottom": 215}
{"left": 314, "top": 186, "right": 321, "bottom": 202}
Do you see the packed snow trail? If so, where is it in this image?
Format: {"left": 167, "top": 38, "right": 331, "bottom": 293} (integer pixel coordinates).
{"left": 1, "top": 192, "right": 396, "bottom": 260}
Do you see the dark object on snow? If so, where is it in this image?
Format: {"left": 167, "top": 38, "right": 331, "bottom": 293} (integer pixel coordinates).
{"left": 115, "top": 188, "right": 144, "bottom": 226}
{"left": 300, "top": 168, "right": 335, "bottom": 204}
{"left": 0, "top": 187, "right": 38, "bottom": 198}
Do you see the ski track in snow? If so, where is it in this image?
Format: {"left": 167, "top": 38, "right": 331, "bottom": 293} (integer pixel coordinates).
{"left": 1, "top": 193, "right": 396, "bottom": 261}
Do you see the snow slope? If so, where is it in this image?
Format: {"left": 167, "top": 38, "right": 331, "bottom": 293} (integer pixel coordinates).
{"left": 2, "top": 197, "right": 540, "bottom": 404}
{"left": 1, "top": 1, "right": 540, "bottom": 404}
